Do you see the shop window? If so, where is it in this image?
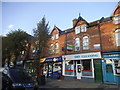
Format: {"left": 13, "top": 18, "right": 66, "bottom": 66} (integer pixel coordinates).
{"left": 106, "top": 64, "right": 113, "bottom": 73}
{"left": 115, "top": 29, "right": 120, "bottom": 46}
{"left": 55, "top": 43, "right": 59, "bottom": 53}
{"left": 81, "top": 25, "right": 87, "bottom": 32}
{"left": 83, "top": 36, "right": 89, "bottom": 50}
{"left": 113, "top": 15, "right": 120, "bottom": 24}
{"left": 81, "top": 60, "right": 92, "bottom": 76}
{"left": 65, "top": 60, "right": 74, "bottom": 75}
{"left": 75, "top": 38, "right": 80, "bottom": 51}
{"left": 49, "top": 44, "right": 54, "bottom": 54}
{"left": 75, "top": 26, "right": 80, "bottom": 34}
{"left": 113, "top": 59, "right": 120, "bottom": 74}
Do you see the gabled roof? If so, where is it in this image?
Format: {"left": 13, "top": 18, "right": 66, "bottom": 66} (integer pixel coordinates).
{"left": 50, "top": 25, "right": 62, "bottom": 34}
{"left": 73, "top": 15, "right": 88, "bottom": 28}
{"left": 111, "top": 1, "right": 120, "bottom": 16}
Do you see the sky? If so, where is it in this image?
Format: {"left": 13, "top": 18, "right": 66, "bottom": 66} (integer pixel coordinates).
{"left": 1, "top": 1, "right": 119, "bottom": 36}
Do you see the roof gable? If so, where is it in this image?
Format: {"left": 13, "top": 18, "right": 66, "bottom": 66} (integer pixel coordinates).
{"left": 50, "top": 25, "right": 62, "bottom": 35}
{"left": 111, "top": 1, "right": 120, "bottom": 16}
{"left": 73, "top": 15, "right": 88, "bottom": 28}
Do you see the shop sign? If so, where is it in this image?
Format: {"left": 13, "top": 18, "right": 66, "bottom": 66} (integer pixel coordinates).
{"left": 40, "top": 56, "right": 62, "bottom": 63}
{"left": 67, "top": 44, "right": 73, "bottom": 50}
{"left": 62, "top": 52, "right": 101, "bottom": 60}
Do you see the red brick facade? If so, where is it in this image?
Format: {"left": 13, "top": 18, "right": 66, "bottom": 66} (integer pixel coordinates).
{"left": 42, "top": 2, "right": 120, "bottom": 58}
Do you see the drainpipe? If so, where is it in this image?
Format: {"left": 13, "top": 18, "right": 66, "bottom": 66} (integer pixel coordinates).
{"left": 98, "top": 19, "right": 104, "bottom": 83}
{"left": 65, "top": 31, "right": 67, "bottom": 55}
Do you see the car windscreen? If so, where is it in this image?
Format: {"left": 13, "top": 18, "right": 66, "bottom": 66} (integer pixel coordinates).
{"left": 9, "top": 68, "right": 33, "bottom": 83}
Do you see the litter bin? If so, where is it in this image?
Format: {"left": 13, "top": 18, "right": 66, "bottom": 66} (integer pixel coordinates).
{"left": 38, "top": 75, "right": 46, "bottom": 85}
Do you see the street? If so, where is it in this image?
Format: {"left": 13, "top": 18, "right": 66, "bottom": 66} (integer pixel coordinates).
{"left": 38, "top": 78, "right": 119, "bottom": 89}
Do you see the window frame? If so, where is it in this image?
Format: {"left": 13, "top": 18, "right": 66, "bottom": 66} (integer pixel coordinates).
{"left": 113, "top": 15, "right": 120, "bottom": 24}
{"left": 75, "top": 26, "right": 80, "bottom": 34}
{"left": 74, "top": 38, "right": 80, "bottom": 51}
{"left": 83, "top": 36, "right": 89, "bottom": 50}
{"left": 115, "top": 29, "right": 120, "bottom": 46}
{"left": 55, "top": 34, "right": 59, "bottom": 39}
{"left": 49, "top": 44, "right": 54, "bottom": 54}
{"left": 81, "top": 25, "right": 87, "bottom": 32}
{"left": 55, "top": 43, "right": 59, "bottom": 53}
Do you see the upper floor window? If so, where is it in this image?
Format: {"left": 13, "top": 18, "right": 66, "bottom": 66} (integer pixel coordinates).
{"left": 51, "top": 34, "right": 59, "bottom": 40}
{"left": 75, "top": 26, "right": 80, "bottom": 34}
{"left": 114, "top": 15, "right": 120, "bottom": 24}
{"left": 49, "top": 44, "right": 54, "bottom": 54}
{"left": 55, "top": 34, "right": 59, "bottom": 39}
{"left": 55, "top": 43, "right": 59, "bottom": 53}
{"left": 75, "top": 38, "right": 80, "bottom": 51}
{"left": 83, "top": 36, "right": 89, "bottom": 50}
{"left": 115, "top": 29, "right": 120, "bottom": 46}
{"left": 81, "top": 25, "right": 87, "bottom": 32}
{"left": 51, "top": 35, "right": 55, "bottom": 40}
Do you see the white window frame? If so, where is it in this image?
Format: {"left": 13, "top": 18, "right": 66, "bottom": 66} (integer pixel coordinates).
{"left": 55, "top": 34, "right": 59, "bottom": 39}
{"left": 75, "top": 38, "right": 80, "bottom": 51}
{"left": 81, "top": 25, "right": 87, "bottom": 32}
{"left": 49, "top": 44, "right": 54, "bottom": 54}
{"left": 55, "top": 43, "right": 59, "bottom": 53}
{"left": 75, "top": 26, "right": 80, "bottom": 34}
{"left": 115, "top": 29, "right": 120, "bottom": 46}
{"left": 94, "top": 44, "right": 100, "bottom": 49}
{"left": 113, "top": 15, "right": 120, "bottom": 24}
{"left": 51, "top": 35, "right": 55, "bottom": 40}
{"left": 83, "top": 36, "right": 89, "bottom": 50}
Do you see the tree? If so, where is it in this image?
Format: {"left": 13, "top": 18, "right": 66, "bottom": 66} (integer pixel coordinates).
{"left": 33, "top": 16, "right": 50, "bottom": 59}
{"left": 33, "top": 16, "right": 50, "bottom": 80}
{"left": 2, "top": 29, "right": 30, "bottom": 66}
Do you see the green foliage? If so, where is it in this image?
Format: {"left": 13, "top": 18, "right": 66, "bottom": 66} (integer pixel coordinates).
{"left": 2, "top": 29, "right": 30, "bottom": 65}
{"left": 33, "top": 16, "right": 50, "bottom": 58}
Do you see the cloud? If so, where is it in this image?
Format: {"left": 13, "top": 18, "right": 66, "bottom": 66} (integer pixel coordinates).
{"left": 8, "top": 24, "right": 14, "bottom": 29}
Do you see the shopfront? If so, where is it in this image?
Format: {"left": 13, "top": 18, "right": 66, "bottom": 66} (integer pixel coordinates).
{"left": 62, "top": 52, "right": 102, "bottom": 82}
{"left": 40, "top": 56, "right": 62, "bottom": 79}
{"left": 102, "top": 52, "right": 120, "bottom": 84}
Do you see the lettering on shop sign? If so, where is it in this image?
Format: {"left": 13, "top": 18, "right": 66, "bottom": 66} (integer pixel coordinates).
{"left": 74, "top": 54, "right": 99, "bottom": 59}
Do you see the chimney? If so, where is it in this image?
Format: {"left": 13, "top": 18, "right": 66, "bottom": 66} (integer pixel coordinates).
{"left": 72, "top": 18, "right": 77, "bottom": 26}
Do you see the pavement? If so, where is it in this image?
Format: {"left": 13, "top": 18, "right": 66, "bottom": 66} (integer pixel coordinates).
{"left": 38, "top": 78, "right": 120, "bottom": 89}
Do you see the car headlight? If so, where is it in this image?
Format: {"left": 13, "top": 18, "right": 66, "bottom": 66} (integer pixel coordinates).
{"left": 12, "top": 83, "right": 22, "bottom": 87}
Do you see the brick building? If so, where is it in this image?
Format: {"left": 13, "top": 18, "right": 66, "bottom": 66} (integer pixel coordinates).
{"left": 40, "top": 2, "right": 120, "bottom": 83}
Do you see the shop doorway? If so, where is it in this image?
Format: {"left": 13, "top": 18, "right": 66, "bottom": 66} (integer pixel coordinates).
{"left": 94, "top": 60, "right": 103, "bottom": 83}
{"left": 103, "top": 63, "right": 116, "bottom": 83}
{"left": 76, "top": 64, "right": 82, "bottom": 79}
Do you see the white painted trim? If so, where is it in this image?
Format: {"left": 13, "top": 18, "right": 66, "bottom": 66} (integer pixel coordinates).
{"left": 91, "top": 59, "right": 95, "bottom": 78}
{"left": 63, "top": 75, "right": 75, "bottom": 77}
{"left": 81, "top": 76, "right": 94, "bottom": 78}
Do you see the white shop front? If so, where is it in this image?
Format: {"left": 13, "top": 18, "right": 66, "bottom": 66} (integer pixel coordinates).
{"left": 62, "top": 52, "right": 101, "bottom": 80}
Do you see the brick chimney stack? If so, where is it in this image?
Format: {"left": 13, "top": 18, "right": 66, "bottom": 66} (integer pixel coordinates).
{"left": 72, "top": 18, "right": 77, "bottom": 27}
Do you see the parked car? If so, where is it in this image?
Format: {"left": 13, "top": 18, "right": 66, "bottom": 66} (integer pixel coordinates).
{"left": 2, "top": 67, "right": 37, "bottom": 90}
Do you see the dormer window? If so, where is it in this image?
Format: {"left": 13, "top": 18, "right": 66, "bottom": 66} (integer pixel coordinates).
{"left": 113, "top": 15, "right": 120, "bottom": 24}
{"left": 75, "top": 26, "right": 80, "bottom": 34}
{"left": 51, "top": 35, "right": 55, "bottom": 40}
{"left": 81, "top": 25, "right": 87, "bottom": 32}
{"left": 55, "top": 34, "right": 59, "bottom": 39}
{"left": 51, "top": 34, "right": 59, "bottom": 40}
